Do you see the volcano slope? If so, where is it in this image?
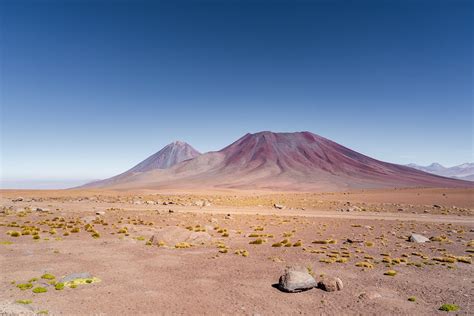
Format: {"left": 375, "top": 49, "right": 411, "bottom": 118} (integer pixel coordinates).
{"left": 84, "top": 131, "right": 471, "bottom": 191}
{"left": 83, "top": 140, "right": 200, "bottom": 188}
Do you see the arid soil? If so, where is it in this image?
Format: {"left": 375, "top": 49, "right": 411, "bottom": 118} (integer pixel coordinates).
{"left": 1, "top": 188, "right": 473, "bottom": 315}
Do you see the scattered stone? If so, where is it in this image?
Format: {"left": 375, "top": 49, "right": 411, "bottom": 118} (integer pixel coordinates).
{"left": 194, "top": 200, "right": 205, "bottom": 207}
{"left": 95, "top": 211, "right": 105, "bottom": 216}
{"left": 59, "top": 272, "right": 93, "bottom": 284}
{"left": 348, "top": 206, "right": 361, "bottom": 212}
{"left": 273, "top": 204, "right": 285, "bottom": 210}
{"left": 225, "top": 214, "right": 233, "bottom": 220}
{"left": 346, "top": 239, "right": 364, "bottom": 244}
{"left": 145, "top": 200, "right": 155, "bottom": 205}
{"left": 12, "top": 197, "right": 24, "bottom": 202}
{"left": 149, "top": 226, "right": 211, "bottom": 246}
{"left": 278, "top": 265, "right": 317, "bottom": 293}
{"left": 81, "top": 216, "right": 96, "bottom": 223}
{"left": 358, "top": 291, "right": 382, "bottom": 300}
{"left": 409, "top": 234, "right": 429, "bottom": 243}
{"left": 317, "top": 276, "right": 343, "bottom": 292}
{"left": 0, "top": 301, "right": 34, "bottom": 315}
{"left": 35, "top": 207, "right": 49, "bottom": 213}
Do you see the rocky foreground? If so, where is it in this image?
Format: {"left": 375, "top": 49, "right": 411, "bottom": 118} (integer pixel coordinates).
{"left": 0, "top": 189, "right": 473, "bottom": 315}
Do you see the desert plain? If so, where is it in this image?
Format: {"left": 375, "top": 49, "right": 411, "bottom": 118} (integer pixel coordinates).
{"left": 0, "top": 187, "right": 473, "bottom": 315}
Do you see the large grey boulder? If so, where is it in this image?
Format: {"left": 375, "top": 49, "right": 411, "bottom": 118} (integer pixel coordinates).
{"left": 278, "top": 265, "right": 317, "bottom": 293}
{"left": 409, "top": 234, "right": 429, "bottom": 243}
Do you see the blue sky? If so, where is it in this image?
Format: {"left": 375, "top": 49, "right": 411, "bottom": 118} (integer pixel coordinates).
{"left": 1, "top": 0, "right": 472, "bottom": 187}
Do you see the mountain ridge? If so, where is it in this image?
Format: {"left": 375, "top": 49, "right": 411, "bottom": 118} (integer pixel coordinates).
{"left": 407, "top": 162, "right": 474, "bottom": 180}
{"left": 80, "top": 131, "right": 472, "bottom": 191}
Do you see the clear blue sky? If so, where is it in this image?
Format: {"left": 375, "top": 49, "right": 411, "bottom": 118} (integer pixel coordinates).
{"left": 1, "top": 0, "right": 472, "bottom": 186}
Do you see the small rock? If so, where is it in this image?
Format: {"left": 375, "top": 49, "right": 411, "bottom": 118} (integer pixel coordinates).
{"left": 278, "top": 265, "right": 317, "bottom": 293}
{"left": 145, "top": 200, "right": 155, "bottom": 205}
{"left": 359, "top": 291, "right": 382, "bottom": 300}
{"left": 81, "top": 216, "right": 96, "bottom": 223}
{"left": 317, "top": 276, "right": 343, "bottom": 292}
{"left": 348, "top": 206, "right": 361, "bottom": 212}
{"left": 409, "top": 233, "right": 429, "bottom": 243}
{"left": 346, "top": 239, "right": 364, "bottom": 244}
{"left": 95, "top": 211, "right": 105, "bottom": 216}
{"left": 35, "top": 207, "right": 49, "bottom": 213}
{"left": 274, "top": 204, "right": 285, "bottom": 210}
{"left": 194, "top": 200, "right": 205, "bottom": 207}
{"left": 12, "top": 197, "right": 24, "bottom": 202}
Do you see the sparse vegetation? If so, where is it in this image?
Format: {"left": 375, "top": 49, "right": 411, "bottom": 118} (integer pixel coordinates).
{"left": 55, "top": 282, "right": 65, "bottom": 290}
{"left": 41, "top": 273, "right": 55, "bottom": 280}
{"left": 249, "top": 238, "right": 264, "bottom": 245}
{"left": 439, "top": 304, "right": 459, "bottom": 312}
{"left": 384, "top": 270, "right": 397, "bottom": 276}
{"left": 32, "top": 286, "right": 47, "bottom": 293}
{"left": 17, "top": 283, "right": 33, "bottom": 290}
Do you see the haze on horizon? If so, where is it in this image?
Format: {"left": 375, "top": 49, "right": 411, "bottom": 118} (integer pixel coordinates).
{"left": 1, "top": 0, "right": 472, "bottom": 189}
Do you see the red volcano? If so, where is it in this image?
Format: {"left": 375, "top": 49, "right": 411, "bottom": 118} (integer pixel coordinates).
{"left": 83, "top": 131, "right": 472, "bottom": 191}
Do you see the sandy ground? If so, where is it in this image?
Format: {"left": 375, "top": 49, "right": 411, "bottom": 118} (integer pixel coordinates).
{"left": 0, "top": 188, "right": 473, "bottom": 315}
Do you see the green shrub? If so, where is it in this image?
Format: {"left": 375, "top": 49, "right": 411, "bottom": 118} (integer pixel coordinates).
{"left": 249, "top": 238, "right": 264, "bottom": 245}
{"left": 17, "top": 283, "right": 33, "bottom": 290}
{"left": 41, "top": 273, "right": 55, "bottom": 280}
{"left": 32, "top": 287, "right": 47, "bottom": 293}
{"left": 439, "top": 304, "right": 459, "bottom": 312}
{"left": 55, "top": 283, "right": 65, "bottom": 290}
{"left": 384, "top": 270, "right": 397, "bottom": 276}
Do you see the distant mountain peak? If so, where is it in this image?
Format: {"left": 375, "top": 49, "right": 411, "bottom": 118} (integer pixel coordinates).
{"left": 428, "top": 162, "right": 445, "bottom": 169}
{"left": 407, "top": 162, "right": 474, "bottom": 180}
{"left": 171, "top": 140, "right": 187, "bottom": 146}
{"left": 127, "top": 141, "right": 201, "bottom": 173}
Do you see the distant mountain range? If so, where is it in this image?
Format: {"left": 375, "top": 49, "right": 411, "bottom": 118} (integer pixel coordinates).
{"left": 80, "top": 131, "right": 472, "bottom": 191}
{"left": 406, "top": 163, "right": 474, "bottom": 181}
